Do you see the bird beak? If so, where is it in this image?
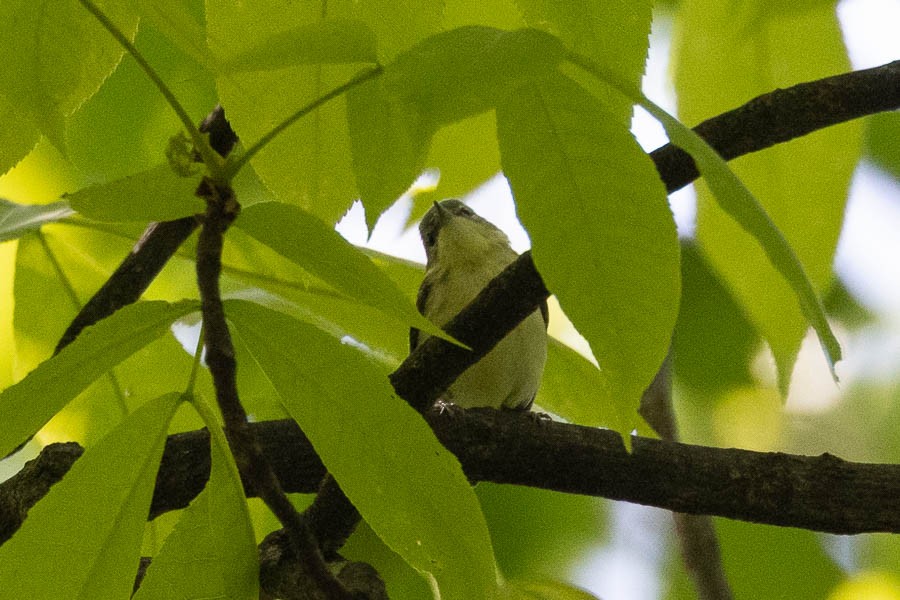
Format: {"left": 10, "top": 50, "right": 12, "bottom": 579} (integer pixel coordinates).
{"left": 433, "top": 201, "right": 449, "bottom": 223}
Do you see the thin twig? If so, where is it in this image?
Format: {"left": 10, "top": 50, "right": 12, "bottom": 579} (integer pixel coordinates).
{"left": 194, "top": 179, "right": 352, "bottom": 599}
{"left": 76, "top": 0, "right": 224, "bottom": 178}
{"left": 640, "top": 356, "right": 733, "bottom": 600}
{"left": 53, "top": 106, "right": 237, "bottom": 354}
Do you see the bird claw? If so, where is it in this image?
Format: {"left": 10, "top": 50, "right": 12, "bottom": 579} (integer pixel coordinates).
{"left": 431, "top": 399, "right": 465, "bottom": 417}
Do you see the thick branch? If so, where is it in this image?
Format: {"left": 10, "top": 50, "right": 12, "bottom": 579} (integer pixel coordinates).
{"left": 8, "top": 410, "right": 895, "bottom": 538}
{"left": 56, "top": 63, "right": 900, "bottom": 359}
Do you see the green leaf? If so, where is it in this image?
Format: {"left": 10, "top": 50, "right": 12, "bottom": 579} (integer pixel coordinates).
{"left": 134, "top": 398, "right": 258, "bottom": 600}
{"left": 0, "top": 92, "right": 40, "bottom": 178}
{"left": 208, "top": 4, "right": 364, "bottom": 223}
{"left": 673, "top": 0, "right": 854, "bottom": 389}
{"left": 385, "top": 27, "right": 567, "bottom": 128}
{"left": 650, "top": 104, "right": 841, "bottom": 385}
{"left": 673, "top": 242, "right": 759, "bottom": 394}
{"left": 347, "top": 26, "right": 566, "bottom": 224}
{"left": 346, "top": 74, "right": 430, "bottom": 229}
{"left": 0, "top": 0, "right": 139, "bottom": 149}
{"left": 513, "top": 0, "right": 653, "bottom": 119}
{"left": 0, "top": 300, "right": 197, "bottom": 457}
{"left": 226, "top": 300, "right": 499, "bottom": 600}
{"left": 416, "top": 111, "right": 502, "bottom": 206}
{"left": 127, "top": 0, "right": 213, "bottom": 70}
{"left": 507, "top": 579, "right": 601, "bottom": 599}
{"left": 330, "top": 0, "right": 443, "bottom": 62}
{"left": 0, "top": 199, "right": 75, "bottom": 243}
{"left": 867, "top": 112, "right": 900, "bottom": 179}
{"left": 66, "top": 18, "right": 218, "bottom": 183}
{"left": 537, "top": 339, "right": 624, "bottom": 432}
{"left": 0, "top": 392, "right": 181, "bottom": 599}
{"left": 711, "top": 519, "right": 841, "bottom": 598}
{"left": 235, "top": 201, "right": 450, "bottom": 342}
{"left": 222, "top": 19, "right": 378, "bottom": 71}
{"left": 66, "top": 164, "right": 205, "bottom": 222}
{"left": 477, "top": 482, "right": 603, "bottom": 581}
{"left": 497, "top": 73, "right": 680, "bottom": 425}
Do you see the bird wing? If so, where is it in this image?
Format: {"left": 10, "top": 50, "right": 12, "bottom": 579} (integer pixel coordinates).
{"left": 409, "top": 276, "right": 433, "bottom": 351}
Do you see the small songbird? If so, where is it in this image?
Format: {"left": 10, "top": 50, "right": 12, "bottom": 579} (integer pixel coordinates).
{"left": 411, "top": 199, "right": 548, "bottom": 410}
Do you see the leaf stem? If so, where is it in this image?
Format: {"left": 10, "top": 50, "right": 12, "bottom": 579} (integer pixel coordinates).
{"left": 76, "top": 0, "right": 225, "bottom": 181}
{"left": 226, "top": 65, "right": 383, "bottom": 179}
{"left": 37, "top": 231, "right": 129, "bottom": 417}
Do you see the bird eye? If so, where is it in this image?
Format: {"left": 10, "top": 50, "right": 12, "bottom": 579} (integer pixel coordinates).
{"left": 424, "top": 231, "right": 437, "bottom": 247}
{"left": 459, "top": 206, "right": 474, "bottom": 217}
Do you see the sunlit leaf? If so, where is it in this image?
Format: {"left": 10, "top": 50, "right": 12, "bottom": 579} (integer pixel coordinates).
{"left": 416, "top": 111, "right": 502, "bottom": 207}
{"left": 0, "top": 0, "right": 139, "bottom": 149}
{"left": 498, "top": 72, "right": 680, "bottom": 427}
{"left": 127, "top": 0, "right": 212, "bottom": 70}
{"left": 208, "top": 4, "right": 364, "bottom": 223}
{"left": 0, "top": 392, "right": 181, "bottom": 599}
{"left": 66, "top": 18, "right": 218, "bottom": 183}
{"left": 642, "top": 99, "right": 842, "bottom": 388}
{"left": 0, "top": 300, "right": 197, "bottom": 457}
{"left": 513, "top": 0, "right": 652, "bottom": 119}
{"left": 346, "top": 76, "right": 429, "bottom": 228}
{"left": 386, "top": 27, "right": 567, "bottom": 129}
{"left": 134, "top": 398, "right": 258, "bottom": 600}
{"left": 0, "top": 92, "right": 39, "bottom": 178}
{"left": 227, "top": 300, "right": 499, "bottom": 600}
{"left": 67, "top": 164, "right": 204, "bottom": 222}
{"left": 537, "top": 340, "right": 623, "bottom": 432}
{"left": 348, "top": 26, "right": 566, "bottom": 226}
{"left": 222, "top": 19, "right": 377, "bottom": 71}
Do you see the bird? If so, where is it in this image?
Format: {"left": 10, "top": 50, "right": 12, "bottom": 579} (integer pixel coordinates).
{"left": 411, "top": 199, "right": 548, "bottom": 410}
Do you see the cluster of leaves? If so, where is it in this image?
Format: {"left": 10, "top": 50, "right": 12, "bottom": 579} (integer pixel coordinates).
{"left": 0, "top": 0, "right": 892, "bottom": 598}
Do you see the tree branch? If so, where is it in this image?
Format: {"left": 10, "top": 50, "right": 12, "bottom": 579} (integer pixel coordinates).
{"left": 53, "top": 106, "right": 237, "bottom": 354}
{"left": 56, "top": 62, "right": 900, "bottom": 359}
{"left": 651, "top": 59, "right": 900, "bottom": 193}
{"left": 196, "top": 180, "right": 352, "bottom": 599}
{"left": 6, "top": 410, "right": 897, "bottom": 540}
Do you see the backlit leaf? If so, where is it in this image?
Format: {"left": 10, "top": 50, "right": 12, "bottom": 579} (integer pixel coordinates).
{"left": 235, "top": 201, "right": 449, "bottom": 342}
{"left": 0, "top": 0, "right": 139, "bottom": 149}
{"left": 227, "top": 300, "right": 499, "bottom": 600}
{"left": 0, "top": 392, "right": 181, "bottom": 599}
{"left": 134, "top": 399, "right": 258, "bottom": 600}
{"left": 498, "top": 72, "right": 680, "bottom": 425}
{"left": 67, "top": 164, "right": 204, "bottom": 222}
{"left": 673, "top": 0, "right": 855, "bottom": 388}
{"left": 0, "top": 300, "right": 197, "bottom": 457}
